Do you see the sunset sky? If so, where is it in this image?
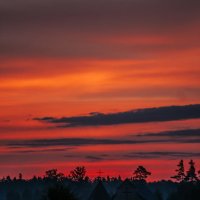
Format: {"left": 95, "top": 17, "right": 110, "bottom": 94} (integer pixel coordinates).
{"left": 0, "top": 0, "right": 200, "bottom": 181}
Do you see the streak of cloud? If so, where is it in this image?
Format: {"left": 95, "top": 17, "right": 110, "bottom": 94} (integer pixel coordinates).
{"left": 34, "top": 104, "right": 200, "bottom": 127}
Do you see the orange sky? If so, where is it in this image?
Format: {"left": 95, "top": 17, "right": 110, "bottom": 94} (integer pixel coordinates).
{"left": 0, "top": 0, "right": 200, "bottom": 181}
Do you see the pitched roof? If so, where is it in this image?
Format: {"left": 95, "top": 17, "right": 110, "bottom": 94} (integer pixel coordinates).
{"left": 113, "top": 179, "right": 156, "bottom": 200}
{"left": 88, "top": 181, "right": 111, "bottom": 200}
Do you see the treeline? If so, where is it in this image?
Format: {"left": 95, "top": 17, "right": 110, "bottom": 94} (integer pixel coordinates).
{"left": 0, "top": 160, "right": 200, "bottom": 200}
{"left": 168, "top": 160, "right": 200, "bottom": 200}
{"left": 1, "top": 159, "right": 200, "bottom": 183}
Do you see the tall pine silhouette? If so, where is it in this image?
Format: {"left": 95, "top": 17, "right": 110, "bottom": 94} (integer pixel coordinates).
{"left": 171, "top": 160, "right": 185, "bottom": 182}
{"left": 185, "top": 160, "right": 198, "bottom": 182}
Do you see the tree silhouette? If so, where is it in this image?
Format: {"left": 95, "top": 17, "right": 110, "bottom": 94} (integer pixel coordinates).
{"left": 171, "top": 160, "right": 185, "bottom": 182}
{"left": 45, "top": 169, "right": 64, "bottom": 181}
{"left": 185, "top": 160, "right": 198, "bottom": 182}
{"left": 6, "top": 175, "right": 11, "bottom": 183}
{"left": 132, "top": 166, "right": 151, "bottom": 181}
{"left": 43, "top": 184, "right": 77, "bottom": 200}
{"left": 69, "top": 166, "right": 86, "bottom": 182}
{"left": 19, "top": 173, "right": 23, "bottom": 180}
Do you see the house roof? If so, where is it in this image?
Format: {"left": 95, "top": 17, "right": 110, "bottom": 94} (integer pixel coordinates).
{"left": 88, "top": 181, "right": 111, "bottom": 200}
{"left": 113, "top": 179, "right": 156, "bottom": 200}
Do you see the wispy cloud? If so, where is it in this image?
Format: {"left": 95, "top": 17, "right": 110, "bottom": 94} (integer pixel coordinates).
{"left": 1, "top": 135, "right": 200, "bottom": 149}
{"left": 1, "top": 0, "right": 200, "bottom": 58}
{"left": 14, "top": 147, "right": 75, "bottom": 154}
{"left": 85, "top": 151, "right": 200, "bottom": 162}
{"left": 123, "top": 152, "right": 200, "bottom": 160}
{"left": 85, "top": 155, "right": 106, "bottom": 162}
{"left": 136, "top": 128, "right": 200, "bottom": 138}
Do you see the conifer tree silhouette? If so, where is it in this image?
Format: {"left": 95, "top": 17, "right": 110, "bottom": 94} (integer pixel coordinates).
{"left": 185, "top": 160, "right": 198, "bottom": 182}
{"left": 171, "top": 160, "right": 186, "bottom": 182}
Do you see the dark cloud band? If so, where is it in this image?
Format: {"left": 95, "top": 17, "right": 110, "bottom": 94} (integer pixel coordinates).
{"left": 34, "top": 104, "right": 200, "bottom": 127}
{"left": 85, "top": 152, "right": 200, "bottom": 162}
{"left": 1, "top": 134, "right": 200, "bottom": 149}
{"left": 136, "top": 128, "right": 200, "bottom": 138}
